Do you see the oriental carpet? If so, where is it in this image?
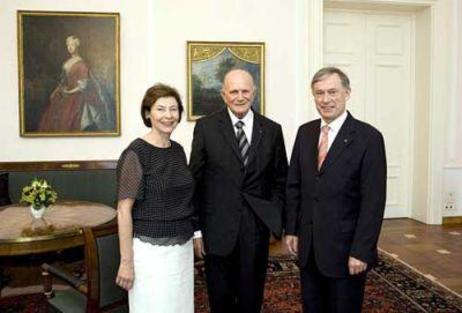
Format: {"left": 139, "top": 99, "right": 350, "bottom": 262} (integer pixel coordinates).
{"left": 1, "top": 252, "right": 461, "bottom": 312}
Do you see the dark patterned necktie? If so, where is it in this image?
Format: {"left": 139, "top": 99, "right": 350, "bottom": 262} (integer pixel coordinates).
{"left": 235, "top": 121, "right": 249, "bottom": 166}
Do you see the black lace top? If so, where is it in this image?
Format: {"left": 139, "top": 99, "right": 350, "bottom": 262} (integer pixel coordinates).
{"left": 117, "top": 138, "right": 194, "bottom": 245}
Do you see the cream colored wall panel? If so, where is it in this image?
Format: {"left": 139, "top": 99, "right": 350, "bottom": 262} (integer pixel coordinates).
{"left": 373, "top": 65, "right": 408, "bottom": 162}
{"left": 385, "top": 178, "right": 404, "bottom": 217}
{"left": 386, "top": 178, "right": 399, "bottom": 205}
{"left": 374, "top": 25, "right": 404, "bottom": 55}
{"left": 385, "top": 165, "right": 404, "bottom": 217}
{"left": 325, "top": 23, "right": 359, "bottom": 54}
{"left": 325, "top": 10, "right": 412, "bottom": 218}
{"left": 368, "top": 14, "right": 412, "bottom": 218}
{"left": 324, "top": 11, "right": 366, "bottom": 120}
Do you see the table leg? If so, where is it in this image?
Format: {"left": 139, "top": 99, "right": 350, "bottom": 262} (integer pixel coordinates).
{"left": 0, "top": 267, "right": 11, "bottom": 295}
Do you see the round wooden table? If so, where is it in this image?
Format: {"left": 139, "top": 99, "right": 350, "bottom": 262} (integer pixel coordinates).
{"left": 0, "top": 200, "right": 117, "bottom": 256}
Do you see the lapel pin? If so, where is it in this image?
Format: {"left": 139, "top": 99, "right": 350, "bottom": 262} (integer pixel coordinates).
{"left": 344, "top": 139, "right": 348, "bottom": 143}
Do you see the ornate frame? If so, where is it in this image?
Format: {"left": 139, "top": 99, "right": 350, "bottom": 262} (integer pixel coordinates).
{"left": 17, "top": 11, "right": 120, "bottom": 137}
{"left": 187, "top": 41, "right": 265, "bottom": 121}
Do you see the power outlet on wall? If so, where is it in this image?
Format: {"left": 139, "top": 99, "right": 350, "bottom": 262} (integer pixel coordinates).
{"left": 444, "top": 192, "right": 456, "bottom": 212}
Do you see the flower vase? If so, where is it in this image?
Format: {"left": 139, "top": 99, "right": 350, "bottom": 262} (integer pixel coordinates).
{"left": 30, "top": 205, "right": 47, "bottom": 219}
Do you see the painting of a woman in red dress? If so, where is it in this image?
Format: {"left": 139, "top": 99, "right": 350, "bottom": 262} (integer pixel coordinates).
{"left": 38, "top": 35, "right": 113, "bottom": 132}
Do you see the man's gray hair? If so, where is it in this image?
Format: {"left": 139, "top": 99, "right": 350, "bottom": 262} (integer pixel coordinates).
{"left": 311, "top": 67, "right": 350, "bottom": 90}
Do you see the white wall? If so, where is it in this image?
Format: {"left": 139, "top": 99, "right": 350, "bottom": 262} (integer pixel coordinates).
{"left": 0, "top": 0, "right": 152, "bottom": 161}
{"left": 412, "top": 5, "right": 431, "bottom": 222}
{"left": 442, "top": 0, "right": 462, "bottom": 217}
{"left": 0, "top": 0, "right": 303, "bottom": 162}
{"left": 149, "top": 0, "right": 301, "bottom": 158}
{"left": 1, "top": 0, "right": 461, "bottom": 220}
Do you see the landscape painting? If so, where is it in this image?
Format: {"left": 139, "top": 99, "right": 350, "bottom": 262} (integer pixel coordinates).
{"left": 187, "top": 41, "right": 265, "bottom": 121}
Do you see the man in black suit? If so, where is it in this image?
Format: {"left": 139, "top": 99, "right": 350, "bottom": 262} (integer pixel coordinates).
{"left": 285, "top": 67, "right": 387, "bottom": 313}
{"left": 190, "top": 68, "right": 288, "bottom": 313}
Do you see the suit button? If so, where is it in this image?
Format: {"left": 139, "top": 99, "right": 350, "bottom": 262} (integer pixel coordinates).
{"left": 315, "top": 177, "right": 320, "bottom": 181}
{"left": 313, "top": 197, "right": 318, "bottom": 202}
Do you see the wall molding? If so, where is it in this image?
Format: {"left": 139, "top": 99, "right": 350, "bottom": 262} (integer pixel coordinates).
{"left": 442, "top": 216, "right": 462, "bottom": 225}
{"left": 447, "top": 0, "right": 459, "bottom": 162}
{"left": 443, "top": 165, "right": 462, "bottom": 170}
{"left": 301, "top": 0, "right": 324, "bottom": 123}
{"left": 0, "top": 160, "right": 117, "bottom": 172}
{"left": 326, "top": 0, "right": 436, "bottom": 7}
{"left": 324, "top": 0, "right": 448, "bottom": 225}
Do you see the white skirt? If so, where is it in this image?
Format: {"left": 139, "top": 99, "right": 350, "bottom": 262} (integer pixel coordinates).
{"left": 129, "top": 237, "right": 194, "bottom": 313}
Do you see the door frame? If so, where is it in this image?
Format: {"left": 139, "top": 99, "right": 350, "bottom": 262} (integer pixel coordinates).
{"left": 323, "top": 9, "right": 415, "bottom": 218}
{"left": 300, "top": 0, "right": 445, "bottom": 224}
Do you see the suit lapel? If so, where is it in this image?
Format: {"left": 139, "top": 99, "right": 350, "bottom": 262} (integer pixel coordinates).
{"left": 309, "top": 121, "right": 321, "bottom": 172}
{"left": 218, "top": 109, "right": 242, "bottom": 163}
{"left": 319, "top": 112, "right": 356, "bottom": 173}
{"left": 246, "top": 112, "right": 264, "bottom": 166}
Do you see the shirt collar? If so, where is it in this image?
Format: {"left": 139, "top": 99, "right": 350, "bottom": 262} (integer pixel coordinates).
{"left": 320, "top": 110, "right": 348, "bottom": 133}
{"left": 228, "top": 108, "right": 254, "bottom": 127}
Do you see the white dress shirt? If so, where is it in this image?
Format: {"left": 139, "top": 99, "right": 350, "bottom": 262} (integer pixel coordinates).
{"left": 228, "top": 108, "right": 254, "bottom": 144}
{"left": 319, "top": 110, "right": 348, "bottom": 152}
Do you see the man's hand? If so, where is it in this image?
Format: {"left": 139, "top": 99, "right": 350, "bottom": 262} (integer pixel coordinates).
{"left": 284, "top": 235, "right": 298, "bottom": 256}
{"left": 348, "top": 256, "right": 367, "bottom": 275}
{"left": 193, "top": 237, "right": 206, "bottom": 259}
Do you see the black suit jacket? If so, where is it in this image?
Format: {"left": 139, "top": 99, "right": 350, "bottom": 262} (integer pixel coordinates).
{"left": 285, "top": 112, "right": 386, "bottom": 278}
{"left": 190, "top": 108, "right": 288, "bottom": 256}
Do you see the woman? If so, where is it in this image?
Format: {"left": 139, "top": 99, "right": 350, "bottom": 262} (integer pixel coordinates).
{"left": 38, "top": 35, "right": 110, "bottom": 132}
{"left": 116, "top": 84, "right": 194, "bottom": 312}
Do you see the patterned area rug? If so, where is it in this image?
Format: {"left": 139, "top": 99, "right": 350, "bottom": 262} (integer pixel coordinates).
{"left": 1, "top": 252, "right": 461, "bottom": 313}
{"left": 195, "top": 252, "right": 462, "bottom": 313}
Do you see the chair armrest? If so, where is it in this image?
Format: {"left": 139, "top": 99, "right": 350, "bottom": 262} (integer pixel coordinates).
{"left": 41, "top": 263, "right": 87, "bottom": 297}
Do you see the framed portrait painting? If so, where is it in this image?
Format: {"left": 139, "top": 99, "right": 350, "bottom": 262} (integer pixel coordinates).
{"left": 187, "top": 41, "right": 265, "bottom": 121}
{"left": 17, "top": 11, "right": 120, "bottom": 137}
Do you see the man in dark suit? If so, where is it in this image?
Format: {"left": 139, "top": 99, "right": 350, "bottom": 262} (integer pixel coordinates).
{"left": 285, "top": 67, "right": 387, "bottom": 313}
{"left": 190, "top": 68, "right": 288, "bottom": 313}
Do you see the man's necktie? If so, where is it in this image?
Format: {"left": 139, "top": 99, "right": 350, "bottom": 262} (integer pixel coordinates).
{"left": 235, "top": 121, "right": 250, "bottom": 166}
{"left": 317, "top": 125, "right": 329, "bottom": 170}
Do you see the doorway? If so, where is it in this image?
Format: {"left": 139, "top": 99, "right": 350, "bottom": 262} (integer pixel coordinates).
{"left": 324, "top": 9, "right": 414, "bottom": 218}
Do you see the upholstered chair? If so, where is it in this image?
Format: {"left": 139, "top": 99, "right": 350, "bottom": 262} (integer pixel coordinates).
{"left": 42, "top": 223, "right": 127, "bottom": 313}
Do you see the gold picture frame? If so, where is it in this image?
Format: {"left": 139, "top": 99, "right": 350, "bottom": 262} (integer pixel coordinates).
{"left": 17, "top": 11, "right": 120, "bottom": 137}
{"left": 187, "top": 41, "right": 265, "bottom": 121}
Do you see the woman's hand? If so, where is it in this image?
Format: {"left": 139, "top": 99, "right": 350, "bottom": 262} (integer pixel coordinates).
{"left": 116, "top": 260, "right": 134, "bottom": 290}
{"left": 116, "top": 199, "right": 135, "bottom": 291}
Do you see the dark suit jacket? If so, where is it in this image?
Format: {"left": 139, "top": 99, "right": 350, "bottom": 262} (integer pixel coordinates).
{"left": 190, "top": 108, "right": 288, "bottom": 256}
{"left": 285, "top": 112, "right": 386, "bottom": 278}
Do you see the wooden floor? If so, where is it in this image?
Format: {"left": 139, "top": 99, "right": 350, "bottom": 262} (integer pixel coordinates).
{"left": 270, "top": 218, "right": 462, "bottom": 295}
{"left": 379, "top": 218, "right": 462, "bottom": 295}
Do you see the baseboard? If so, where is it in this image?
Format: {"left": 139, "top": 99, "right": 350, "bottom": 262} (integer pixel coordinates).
{"left": 442, "top": 216, "right": 462, "bottom": 225}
